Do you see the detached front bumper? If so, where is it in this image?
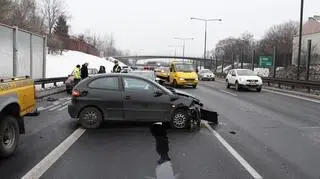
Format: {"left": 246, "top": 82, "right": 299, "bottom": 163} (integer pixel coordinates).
{"left": 189, "top": 105, "right": 218, "bottom": 125}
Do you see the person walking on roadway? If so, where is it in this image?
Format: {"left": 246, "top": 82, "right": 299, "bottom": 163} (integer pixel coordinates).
{"left": 73, "top": 65, "right": 81, "bottom": 86}
{"left": 113, "top": 60, "right": 122, "bottom": 73}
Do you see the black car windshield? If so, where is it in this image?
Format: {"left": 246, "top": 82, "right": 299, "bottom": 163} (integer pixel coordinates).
{"left": 175, "top": 64, "right": 194, "bottom": 72}
{"left": 129, "top": 71, "right": 155, "bottom": 81}
{"left": 237, "top": 69, "right": 256, "bottom": 76}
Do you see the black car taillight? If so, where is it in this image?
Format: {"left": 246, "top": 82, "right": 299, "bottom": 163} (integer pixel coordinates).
{"left": 72, "top": 89, "right": 81, "bottom": 97}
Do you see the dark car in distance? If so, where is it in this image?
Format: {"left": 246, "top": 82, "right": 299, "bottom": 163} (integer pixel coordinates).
{"left": 68, "top": 73, "right": 217, "bottom": 131}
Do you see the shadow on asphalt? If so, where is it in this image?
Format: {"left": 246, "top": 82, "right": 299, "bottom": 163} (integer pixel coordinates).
{"left": 86, "top": 121, "right": 193, "bottom": 134}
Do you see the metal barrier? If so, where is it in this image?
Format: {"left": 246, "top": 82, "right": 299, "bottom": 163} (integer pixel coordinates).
{"left": 262, "top": 77, "right": 320, "bottom": 92}
{"left": 214, "top": 73, "right": 320, "bottom": 92}
{"left": 34, "top": 77, "right": 67, "bottom": 88}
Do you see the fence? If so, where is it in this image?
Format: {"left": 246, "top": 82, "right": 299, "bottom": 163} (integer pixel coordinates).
{"left": 0, "top": 23, "right": 47, "bottom": 79}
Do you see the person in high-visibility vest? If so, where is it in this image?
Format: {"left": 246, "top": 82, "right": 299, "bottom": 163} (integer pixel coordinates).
{"left": 73, "top": 65, "right": 81, "bottom": 86}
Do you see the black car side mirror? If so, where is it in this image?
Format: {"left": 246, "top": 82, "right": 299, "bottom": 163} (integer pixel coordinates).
{"left": 154, "top": 90, "right": 163, "bottom": 97}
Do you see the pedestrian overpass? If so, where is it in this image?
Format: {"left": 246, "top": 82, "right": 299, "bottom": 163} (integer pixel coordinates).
{"left": 112, "top": 55, "right": 212, "bottom": 62}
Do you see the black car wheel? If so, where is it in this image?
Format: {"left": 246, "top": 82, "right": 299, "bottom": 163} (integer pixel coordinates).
{"left": 256, "top": 88, "right": 262, "bottom": 92}
{"left": 171, "top": 109, "right": 188, "bottom": 129}
{"left": 0, "top": 115, "right": 19, "bottom": 158}
{"left": 79, "top": 107, "right": 103, "bottom": 129}
{"left": 212, "top": 78, "right": 215, "bottom": 81}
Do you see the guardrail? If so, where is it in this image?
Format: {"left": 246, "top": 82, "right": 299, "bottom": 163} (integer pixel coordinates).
{"left": 262, "top": 77, "right": 320, "bottom": 92}
{"left": 34, "top": 77, "right": 67, "bottom": 88}
{"left": 214, "top": 73, "right": 320, "bottom": 93}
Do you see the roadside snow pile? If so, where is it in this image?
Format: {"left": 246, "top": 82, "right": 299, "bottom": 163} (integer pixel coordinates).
{"left": 46, "top": 50, "right": 115, "bottom": 78}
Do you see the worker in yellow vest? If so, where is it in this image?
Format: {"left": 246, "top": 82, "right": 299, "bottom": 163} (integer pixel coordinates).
{"left": 73, "top": 64, "right": 81, "bottom": 86}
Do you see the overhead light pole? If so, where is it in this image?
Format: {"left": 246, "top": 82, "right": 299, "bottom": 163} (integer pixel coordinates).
{"left": 297, "top": 0, "right": 304, "bottom": 80}
{"left": 174, "top": 37, "right": 194, "bottom": 61}
{"left": 168, "top": 45, "right": 183, "bottom": 56}
{"left": 190, "top": 17, "right": 222, "bottom": 59}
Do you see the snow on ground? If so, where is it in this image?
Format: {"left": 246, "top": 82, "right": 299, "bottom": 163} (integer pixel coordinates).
{"left": 35, "top": 50, "right": 126, "bottom": 91}
{"left": 46, "top": 50, "right": 120, "bottom": 78}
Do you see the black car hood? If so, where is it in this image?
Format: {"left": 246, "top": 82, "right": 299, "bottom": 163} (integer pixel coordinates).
{"left": 173, "top": 89, "right": 203, "bottom": 107}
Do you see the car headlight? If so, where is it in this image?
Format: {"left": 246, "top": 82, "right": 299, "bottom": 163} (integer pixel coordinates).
{"left": 195, "top": 78, "right": 198, "bottom": 81}
{"left": 239, "top": 78, "right": 244, "bottom": 82}
{"left": 179, "top": 78, "right": 184, "bottom": 81}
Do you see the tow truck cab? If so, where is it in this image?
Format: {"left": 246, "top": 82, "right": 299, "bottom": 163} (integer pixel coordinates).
{"left": 168, "top": 62, "right": 199, "bottom": 88}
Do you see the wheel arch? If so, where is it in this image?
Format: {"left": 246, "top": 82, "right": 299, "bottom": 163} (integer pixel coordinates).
{"left": 78, "top": 105, "right": 104, "bottom": 119}
{"left": 0, "top": 103, "right": 24, "bottom": 134}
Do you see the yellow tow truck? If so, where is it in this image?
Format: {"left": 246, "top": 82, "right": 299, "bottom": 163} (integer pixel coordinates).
{"left": 0, "top": 76, "right": 37, "bottom": 157}
{"left": 168, "top": 62, "right": 199, "bottom": 88}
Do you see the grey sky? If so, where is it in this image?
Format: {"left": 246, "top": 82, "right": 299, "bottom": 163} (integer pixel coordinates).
{"left": 65, "top": 0, "right": 320, "bottom": 57}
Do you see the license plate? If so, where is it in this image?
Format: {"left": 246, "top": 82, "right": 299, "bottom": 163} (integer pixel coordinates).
{"left": 250, "top": 82, "right": 256, "bottom": 85}
{"left": 188, "top": 83, "right": 193, "bottom": 85}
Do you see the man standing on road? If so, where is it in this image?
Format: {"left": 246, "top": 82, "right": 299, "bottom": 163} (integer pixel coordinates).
{"left": 81, "top": 62, "right": 89, "bottom": 79}
{"left": 73, "top": 65, "right": 81, "bottom": 86}
{"left": 113, "top": 60, "right": 122, "bottom": 73}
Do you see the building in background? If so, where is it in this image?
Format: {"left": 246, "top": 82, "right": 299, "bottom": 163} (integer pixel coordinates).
{"left": 292, "top": 15, "right": 320, "bottom": 65}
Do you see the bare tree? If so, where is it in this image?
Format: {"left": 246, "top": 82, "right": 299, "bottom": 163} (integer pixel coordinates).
{"left": 0, "top": 0, "right": 13, "bottom": 23}
{"left": 41, "top": 0, "right": 65, "bottom": 34}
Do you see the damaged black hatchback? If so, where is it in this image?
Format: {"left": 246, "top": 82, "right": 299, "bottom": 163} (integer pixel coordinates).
{"left": 68, "top": 73, "right": 218, "bottom": 131}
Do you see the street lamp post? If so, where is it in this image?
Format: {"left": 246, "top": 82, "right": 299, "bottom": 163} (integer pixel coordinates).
{"left": 297, "top": 0, "right": 304, "bottom": 80}
{"left": 190, "top": 17, "right": 222, "bottom": 60}
{"left": 174, "top": 37, "right": 194, "bottom": 62}
{"left": 168, "top": 45, "right": 183, "bottom": 56}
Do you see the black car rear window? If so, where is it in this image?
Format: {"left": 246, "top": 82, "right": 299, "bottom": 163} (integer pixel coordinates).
{"left": 88, "top": 77, "right": 119, "bottom": 90}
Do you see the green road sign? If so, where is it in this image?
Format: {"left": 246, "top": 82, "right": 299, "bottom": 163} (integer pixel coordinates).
{"left": 259, "top": 56, "right": 273, "bottom": 67}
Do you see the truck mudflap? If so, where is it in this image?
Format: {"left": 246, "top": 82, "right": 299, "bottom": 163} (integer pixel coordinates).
{"left": 200, "top": 108, "right": 218, "bottom": 125}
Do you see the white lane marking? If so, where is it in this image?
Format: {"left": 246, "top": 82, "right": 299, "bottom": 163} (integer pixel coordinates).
{"left": 219, "top": 89, "right": 238, "bottom": 97}
{"left": 204, "top": 122, "right": 263, "bottom": 179}
{"left": 21, "top": 128, "right": 86, "bottom": 179}
{"left": 49, "top": 100, "right": 70, "bottom": 111}
{"left": 59, "top": 97, "right": 71, "bottom": 101}
{"left": 38, "top": 101, "right": 61, "bottom": 111}
{"left": 263, "top": 89, "right": 320, "bottom": 104}
{"left": 57, "top": 104, "right": 69, "bottom": 111}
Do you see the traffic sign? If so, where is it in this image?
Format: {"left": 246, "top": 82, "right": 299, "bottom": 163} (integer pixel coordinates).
{"left": 259, "top": 56, "right": 273, "bottom": 67}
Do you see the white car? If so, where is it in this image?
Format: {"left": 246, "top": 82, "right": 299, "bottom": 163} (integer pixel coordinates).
{"left": 226, "top": 69, "right": 263, "bottom": 92}
{"left": 198, "top": 69, "right": 215, "bottom": 81}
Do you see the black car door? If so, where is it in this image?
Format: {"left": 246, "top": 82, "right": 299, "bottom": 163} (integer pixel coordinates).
{"left": 86, "top": 76, "right": 124, "bottom": 120}
{"left": 121, "top": 76, "right": 171, "bottom": 121}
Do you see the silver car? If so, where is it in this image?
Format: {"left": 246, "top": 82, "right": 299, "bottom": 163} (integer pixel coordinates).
{"left": 198, "top": 69, "right": 215, "bottom": 81}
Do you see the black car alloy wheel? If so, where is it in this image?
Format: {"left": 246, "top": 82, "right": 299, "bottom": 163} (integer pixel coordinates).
{"left": 171, "top": 109, "right": 188, "bottom": 129}
{"left": 79, "top": 107, "right": 103, "bottom": 129}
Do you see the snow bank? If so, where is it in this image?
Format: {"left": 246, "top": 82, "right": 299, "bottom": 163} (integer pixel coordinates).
{"left": 46, "top": 51, "right": 115, "bottom": 78}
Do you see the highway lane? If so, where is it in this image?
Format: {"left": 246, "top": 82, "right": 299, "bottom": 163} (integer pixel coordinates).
{"left": 1, "top": 92, "right": 253, "bottom": 179}
{"left": 2, "top": 82, "right": 319, "bottom": 179}
{"left": 181, "top": 81, "right": 320, "bottom": 179}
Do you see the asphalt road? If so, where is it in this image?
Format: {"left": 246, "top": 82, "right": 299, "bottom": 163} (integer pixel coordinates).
{"left": 0, "top": 81, "right": 319, "bottom": 179}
